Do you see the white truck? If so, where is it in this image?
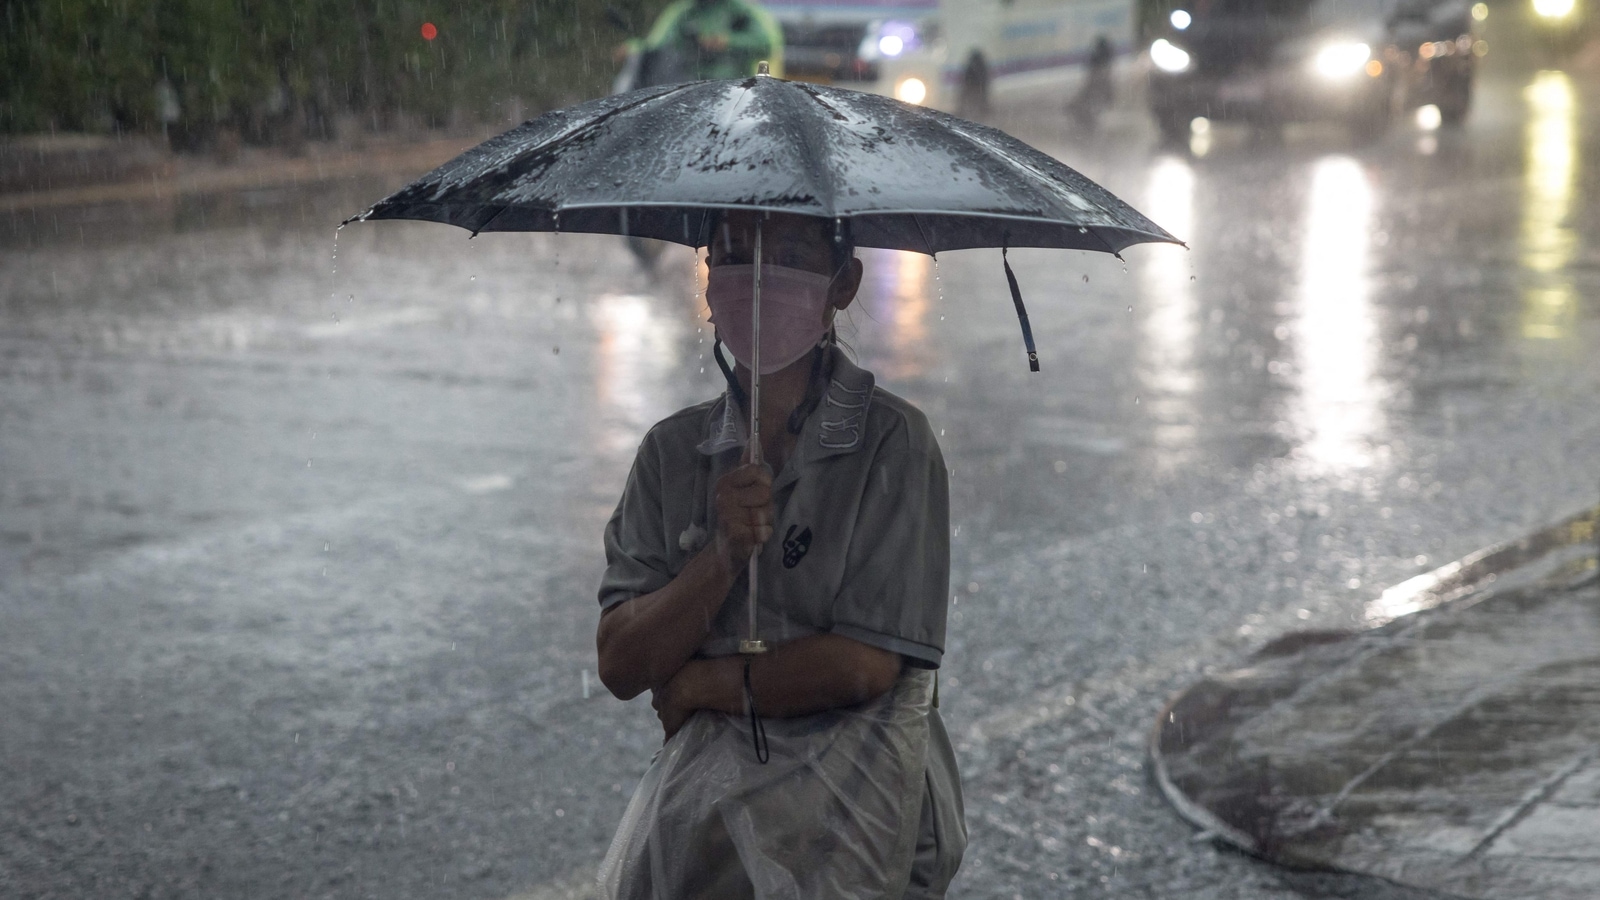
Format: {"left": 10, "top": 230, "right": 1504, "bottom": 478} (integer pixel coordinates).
{"left": 765, "top": 0, "right": 1136, "bottom": 120}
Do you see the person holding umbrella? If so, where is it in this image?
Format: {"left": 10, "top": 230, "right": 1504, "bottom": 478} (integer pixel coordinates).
{"left": 594, "top": 208, "right": 964, "bottom": 898}
{"left": 349, "top": 64, "right": 1176, "bottom": 899}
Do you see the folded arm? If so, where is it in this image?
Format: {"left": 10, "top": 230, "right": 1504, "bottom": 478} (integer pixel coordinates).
{"left": 596, "top": 544, "right": 735, "bottom": 701}
{"left": 652, "top": 633, "right": 903, "bottom": 739}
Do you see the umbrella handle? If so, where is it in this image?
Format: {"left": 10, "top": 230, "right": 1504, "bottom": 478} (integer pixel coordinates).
{"left": 741, "top": 218, "right": 767, "bottom": 656}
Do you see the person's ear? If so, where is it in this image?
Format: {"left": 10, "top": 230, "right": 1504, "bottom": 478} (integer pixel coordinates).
{"left": 829, "top": 257, "right": 864, "bottom": 312}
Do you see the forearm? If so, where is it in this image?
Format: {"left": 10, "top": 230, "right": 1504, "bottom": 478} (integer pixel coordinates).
{"left": 676, "top": 633, "right": 903, "bottom": 720}
{"left": 597, "top": 546, "right": 735, "bottom": 700}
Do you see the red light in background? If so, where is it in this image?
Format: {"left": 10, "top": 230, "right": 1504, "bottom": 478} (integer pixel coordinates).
{"left": 421, "top": 22, "right": 438, "bottom": 41}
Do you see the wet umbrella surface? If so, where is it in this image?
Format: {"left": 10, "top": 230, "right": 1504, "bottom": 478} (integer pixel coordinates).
{"left": 352, "top": 75, "right": 1176, "bottom": 256}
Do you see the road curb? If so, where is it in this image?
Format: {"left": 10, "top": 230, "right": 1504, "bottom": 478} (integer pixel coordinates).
{"left": 1150, "top": 503, "right": 1600, "bottom": 897}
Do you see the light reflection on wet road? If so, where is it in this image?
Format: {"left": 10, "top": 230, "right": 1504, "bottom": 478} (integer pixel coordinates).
{"left": 3, "top": 55, "right": 1600, "bottom": 900}
{"left": 1136, "top": 156, "right": 1200, "bottom": 476}
{"left": 1295, "top": 155, "right": 1381, "bottom": 473}
{"left": 1521, "top": 70, "right": 1579, "bottom": 340}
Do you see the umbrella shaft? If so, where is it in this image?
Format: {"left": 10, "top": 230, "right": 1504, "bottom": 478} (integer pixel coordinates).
{"left": 747, "top": 220, "right": 762, "bottom": 647}
{"left": 748, "top": 551, "right": 760, "bottom": 643}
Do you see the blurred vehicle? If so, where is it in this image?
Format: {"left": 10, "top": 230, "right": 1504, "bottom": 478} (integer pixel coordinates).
{"left": 765, "top": 0, "right": 1137, "bottom": 122}
{"left": 1390, "top": 0, "right": 1482, "bottom": 125}
{"left": 1145, "top": 0, "right": 1480, "bottom": 144}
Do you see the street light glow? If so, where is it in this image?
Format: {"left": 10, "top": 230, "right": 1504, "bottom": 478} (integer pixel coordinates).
{"left": 895, "top": 77, "right": 927, "bottom": 104}
{"left": 1151, "top": 39, "right": 1191, "bottom": 73}
{"left": 1314, "top": 41, "right": 1371, "bottom": 79}
{"left": 1533, "top": 0, "right": 1575, "bottom": 19}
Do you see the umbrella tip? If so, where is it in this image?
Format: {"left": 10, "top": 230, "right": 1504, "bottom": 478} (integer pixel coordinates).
{"left": 757, "top": 60, "right": 770, "bottom": 76}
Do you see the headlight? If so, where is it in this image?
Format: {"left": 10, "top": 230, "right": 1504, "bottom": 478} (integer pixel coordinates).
{"left": 1170, "top": 9, "right": 1192, "bottom": 29}
{"left": 1533, "top": 0, "right": 1575, "bottom": 19}
{"left": 865, "top": 20, "right": 918, "bottom": 59}
{"left": 1314, "top": 41, "right": 1371, "bottom": 79}
{"left": 1151, "top": 39, "right": 1192, "bottom": 73}
{"left": 895, "top": 77, "right": 927, "bottom": 104}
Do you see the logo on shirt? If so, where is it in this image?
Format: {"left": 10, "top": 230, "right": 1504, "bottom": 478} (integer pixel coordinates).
{"left": 782, "top": 525, "right": 812, "bottom": 568}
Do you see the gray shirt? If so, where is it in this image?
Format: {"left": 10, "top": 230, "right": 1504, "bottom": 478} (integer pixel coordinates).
{"left": 599, "top": 351, "right": 950, "bottom": 668}
{"left": 599, "top": 350, "right": 967, "bottom": 895}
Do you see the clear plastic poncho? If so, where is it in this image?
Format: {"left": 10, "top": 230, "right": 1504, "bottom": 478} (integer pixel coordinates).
{"left": 600, "top": 670, "right": 934, "bottom": 900}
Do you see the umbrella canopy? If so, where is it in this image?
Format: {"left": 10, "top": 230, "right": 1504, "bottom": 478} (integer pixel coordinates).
{"left": 349, "top": 75, "right": 1179, "bottom": 256}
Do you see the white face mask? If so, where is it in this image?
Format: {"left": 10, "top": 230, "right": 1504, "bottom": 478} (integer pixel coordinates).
{"left": 705, "top": 263, "right": 835, "bottom": 375}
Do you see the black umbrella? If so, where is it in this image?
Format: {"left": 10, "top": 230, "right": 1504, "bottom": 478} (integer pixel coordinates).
{"left": 351, "top": 72, "right": 1174, "bottom": 255}
{"left": 347, "top": 67, "right": 1179, "bottom": 658}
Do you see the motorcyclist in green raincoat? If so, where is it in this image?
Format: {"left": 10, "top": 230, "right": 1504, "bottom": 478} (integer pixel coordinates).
{"left": 629, "top": 0, "right": 784, "bottom": 83}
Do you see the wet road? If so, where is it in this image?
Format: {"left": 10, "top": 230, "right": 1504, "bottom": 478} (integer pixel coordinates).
{"left": 5, "top": 34, "right": 1600, "bottom": 900}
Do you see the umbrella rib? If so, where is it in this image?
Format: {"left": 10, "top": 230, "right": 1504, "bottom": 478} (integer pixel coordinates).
{"left": 712, "top": 81, "right": 759, "bottom": 204}
{"left": 471, "top": 204, "right": 511, "bottom": 236}
{"left": 910, "top": 213, "right": 935, "bottom": 257}
{"left": 1085, "top": 223, "right": 1123, "bottom": 259}
{"left": 788, "top": 84, "right": 846, "bottom": 218}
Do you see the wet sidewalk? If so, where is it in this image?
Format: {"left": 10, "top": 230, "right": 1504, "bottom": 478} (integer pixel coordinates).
{"left": 0, "top": 131, "right": 489, "bottom": 213}
{"left": 1152, "top": 506, "right": 1600, "bottom": 899}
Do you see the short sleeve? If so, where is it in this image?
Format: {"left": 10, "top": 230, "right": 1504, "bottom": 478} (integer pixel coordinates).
{"left": 830, "top": 445, "right": 950, "bottom": 668}
{"left": 597, "top": 435, "right": 675, "bottom": 611}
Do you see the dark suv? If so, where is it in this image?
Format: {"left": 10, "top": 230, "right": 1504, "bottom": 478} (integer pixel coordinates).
{"left": 1146, "top": 0, "right": 1479, "bottom": 142}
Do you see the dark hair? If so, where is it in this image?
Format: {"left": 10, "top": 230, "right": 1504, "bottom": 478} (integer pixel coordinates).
{"left": 699, "top": 210, "right": 855, "bottom": 275}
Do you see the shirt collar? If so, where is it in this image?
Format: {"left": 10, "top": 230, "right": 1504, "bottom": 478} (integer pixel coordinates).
{"left": 803, "top": 352, "right": 875, "bottom": 462}
{"left": 696, "top": 392, "right": 746, "bottom": 456}
{"left": 695, "top": 349, "right": 876, "bottom": 463}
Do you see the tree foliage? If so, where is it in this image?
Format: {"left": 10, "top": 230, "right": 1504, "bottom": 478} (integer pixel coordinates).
{"left": 1, "top": 0, "right": 671, "bottom": 142}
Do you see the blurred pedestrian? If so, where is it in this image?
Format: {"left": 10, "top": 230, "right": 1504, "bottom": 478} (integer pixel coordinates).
{"left": 1068, "top": 35, "right": 1115, "bottom": 131}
